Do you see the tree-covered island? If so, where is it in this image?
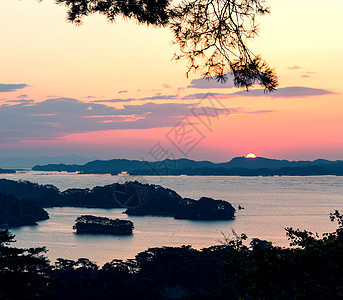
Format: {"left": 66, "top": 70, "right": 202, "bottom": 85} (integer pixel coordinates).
{"left": 73, "top": 215, "right": 134, "bottom": 235}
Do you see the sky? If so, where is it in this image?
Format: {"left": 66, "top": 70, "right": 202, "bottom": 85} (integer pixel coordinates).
{"left": 0, "top": 0, "right": 342, "bottom": 162}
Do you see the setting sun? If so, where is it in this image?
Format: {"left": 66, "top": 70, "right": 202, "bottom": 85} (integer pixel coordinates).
{"left": 245, "top": 153, "right": 257, "bottom": 159}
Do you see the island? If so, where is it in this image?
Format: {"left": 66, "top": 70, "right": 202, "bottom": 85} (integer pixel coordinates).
{"left": 0, "top": 179, "right": 236, "bottom": 221}
{"left": 0, "top": 192, "right": 49, "bottom": 227}
{"left": 124, "top": 185, "right": 236, "bottom": 220}
{"left": 175, "top": 197, "right": 235, "bottom": 220}
{"left": 73, "top": 215, "right": 134, "bottom": 235}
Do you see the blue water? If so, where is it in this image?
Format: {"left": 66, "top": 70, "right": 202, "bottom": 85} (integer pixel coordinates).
{"left": 1, "top": 172, "right": 342, "bottom": 266}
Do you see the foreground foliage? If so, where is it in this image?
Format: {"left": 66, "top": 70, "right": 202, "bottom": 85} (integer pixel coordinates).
{"left": 224, "top": 211, "right": 343, "bottom": 299}
{"left": 44, "top": 0, "right": 278, "bottom": 91}
{"left": 0, "top": 230, "right": 50, "bottom": 300}
{"left": 0, "top": 211, "right": 342, "bottom": 299}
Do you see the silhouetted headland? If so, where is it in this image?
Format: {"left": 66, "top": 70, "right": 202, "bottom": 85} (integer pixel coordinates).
{"left": 0, "top": 192, "right": 49, "bottom": 227}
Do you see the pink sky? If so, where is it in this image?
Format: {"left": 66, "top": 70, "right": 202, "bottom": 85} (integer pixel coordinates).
{"left": 0, "top": 0, "right": 342, "bottom": 162}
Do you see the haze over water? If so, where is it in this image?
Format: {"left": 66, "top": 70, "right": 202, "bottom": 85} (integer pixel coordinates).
{"left": 2, "top": 172, "right": 342, "bottom": 266}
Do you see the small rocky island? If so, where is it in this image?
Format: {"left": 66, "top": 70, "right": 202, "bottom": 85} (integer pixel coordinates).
{"left": 73, "top": 215, "right": 134, "bottom": 235}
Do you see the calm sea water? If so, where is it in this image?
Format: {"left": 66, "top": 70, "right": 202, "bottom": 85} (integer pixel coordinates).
{"left": 1, "top": 172, "right": 342, "bottom": 266}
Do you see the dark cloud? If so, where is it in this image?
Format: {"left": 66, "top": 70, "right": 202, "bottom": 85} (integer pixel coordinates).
{"left": 0, "top": 97, "right": 234, "bottom": 141}
{"left": 301, "top": 71, "right": 315, "bottom": 78}
{"left": 184, "top": 93, "right": 233, "bottom": 100}
{"left": 92, "top": 94, "right": 178, "bottom": 103}
{"left": 288, "top": 66, "right": 302, "bottom": 70}
{"left": 232, "top": 86, "right": 334, "bottom": 98}
{"left": 118, "top": 90, "right": 128, "bottom": 94}
{"left": 247, "top": 110, "right": 274, "bottom": 114}
{"left": 91, "top": 98, "right": 135, "bottom": 103}
{"left": 188, "top": 73, "right": 234, "bottom": 89}
{"left": 287, "top": 66, "right": 316, "bottom": 78}
{"left": 0, "top": 83, "right": 28, "bottom": 92}
{"left": 5, "top": 99, "right": 34, "bottom": 105}
{"left": 0, "top": 99, "right": 35, "bottom": 108}
{"left": 184, "top": 86, "right": 334, "bottom": 100}
{"left": 17, "top": 94, "right": 28, "bottom": 99}
{"left": 140, "top": 94, "right": 178, "bottom": 100}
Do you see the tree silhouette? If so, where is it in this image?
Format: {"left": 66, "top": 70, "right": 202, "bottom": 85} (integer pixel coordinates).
{"left": 48, "top": 0, "right": 278, "bottom": 91}
{"left": 1, "top": 212, "right": 343, "bottom": 298}
{"left": 0, "top": 230, "right": 50, "bottom": 299}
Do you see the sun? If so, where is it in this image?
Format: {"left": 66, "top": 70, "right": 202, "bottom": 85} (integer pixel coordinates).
{"left": 245, "top": 153, "right": 257, "bottom": 159}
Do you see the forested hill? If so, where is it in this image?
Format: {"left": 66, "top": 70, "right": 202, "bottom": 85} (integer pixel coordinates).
{"left": 32, "top": 157, "right": 343, "bottom": 176}
{"left": 0, "top": 192, "right": 49, "bottom": 227}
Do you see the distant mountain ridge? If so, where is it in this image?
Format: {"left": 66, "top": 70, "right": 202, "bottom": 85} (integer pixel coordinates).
{"left": 32, "top": 157, "right": 343, "bottom": 176}
{"left": 0, "top": 168, "right": 16, "bottom": 174}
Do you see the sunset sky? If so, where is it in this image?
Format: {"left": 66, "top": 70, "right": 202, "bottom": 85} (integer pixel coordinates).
{"left": 0, "top": 0, "right": 342, "bottom": 162}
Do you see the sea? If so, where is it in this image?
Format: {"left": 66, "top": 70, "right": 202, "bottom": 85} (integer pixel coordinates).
{"left": 1, "top": 171, "right": 342, "bottom": 266}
